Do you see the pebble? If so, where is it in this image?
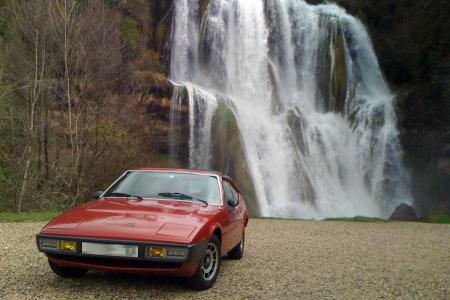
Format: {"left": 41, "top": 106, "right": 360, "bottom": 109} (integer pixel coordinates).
{"left": 0, "top": 220, "right": 449, "bottom": 299}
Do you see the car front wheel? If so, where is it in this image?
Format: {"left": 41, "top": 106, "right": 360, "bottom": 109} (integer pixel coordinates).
{"left": 188, "top": 235, "right": 221, "bottom": 290}
{"left": 48, "top": 259, "right": 88, "bottom": 278}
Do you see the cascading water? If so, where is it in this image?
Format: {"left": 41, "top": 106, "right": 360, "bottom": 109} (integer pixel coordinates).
{"left": 169, "top": 83, "right": 218, "bottom": 168}
{"left": 169, "top": 0, "right": 412, "bottom": 219}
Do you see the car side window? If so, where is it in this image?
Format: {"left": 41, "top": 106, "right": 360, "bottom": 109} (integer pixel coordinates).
{"left": 229, "top": 182, "right": 239, "bottom": 204}
{"left": 223, "top": 181, "right": 234, "bottom": 202}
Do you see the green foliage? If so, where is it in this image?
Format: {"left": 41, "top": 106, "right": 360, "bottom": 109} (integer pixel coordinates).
{"left": 0, "top": 0, "right": 8, "bottom": 37}
{"left": 104, "top": 0, "right": 120, "bottom": 7}
{"left": 120, "top": 17, "right": 141, "bottom": 50}
{"left": 324, "top": 216, "right": 384, "bottom": 222}
{"left": 427, "top": 215, "right": 450, "bottom": 224}
{"left": 0, "top": 211, "right": 61, "bottom": 222}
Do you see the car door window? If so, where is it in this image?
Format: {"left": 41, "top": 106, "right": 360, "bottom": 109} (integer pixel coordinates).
{"left": 223, "top": 180, "right": 239, "bottom": 208}
{"left": 229, "top": 183, "right": 239, "bottom": 204}
{"left": 223, "top": 181, "right": 234, "bottom": 203}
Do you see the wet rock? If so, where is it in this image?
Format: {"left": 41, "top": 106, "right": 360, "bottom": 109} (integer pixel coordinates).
{"left": 315, "top": 13, "right": 347, "bottom": 114}
{"left": 389, "top": 203, "right": 418, "bottom": 221}
{"left": 210, "top": 101, "right": 259, "bottom": 216}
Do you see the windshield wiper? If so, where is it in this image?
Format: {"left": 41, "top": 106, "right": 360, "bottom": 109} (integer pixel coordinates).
{"left": 103, "top": 192, "right": 143, "bottom": 201}
{"left": 158, "top": 192, "right": 208, "bottom": 206}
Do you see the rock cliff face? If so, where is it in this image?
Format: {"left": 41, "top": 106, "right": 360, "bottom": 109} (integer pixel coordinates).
{"left": 389, "top": 203, "right": 418, "bottom": 221}
{"left": 209, "top": 102, "right": 259, "bottom": 215}
{"left": 144, "top": 0, "right": 449, "bottom": 216}
{"left": 148, "top": 0, "right": 174, "bottom": 72}
{"left": 111, "top": 0, "right": 176, "bottom": 155}
{"left": 305, "top": 0, "right": 450, "bottom": 216}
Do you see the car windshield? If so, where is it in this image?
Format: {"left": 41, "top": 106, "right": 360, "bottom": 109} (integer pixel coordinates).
{"left": 103, "top": 171, "right": 222, "bottom": 205}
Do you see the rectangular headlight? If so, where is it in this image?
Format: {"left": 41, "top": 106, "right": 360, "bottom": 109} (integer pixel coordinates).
{"left": 167, "top": 248, "right": 188, "bottom": 258}
{"left": 82, "top": 242, "right": 138, "bottom": 258}
{"left": 39, "top": 238, "right": 58, "bottom": 249}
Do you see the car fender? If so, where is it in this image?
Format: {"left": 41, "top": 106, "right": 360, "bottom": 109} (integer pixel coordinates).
{"left": 243, "top": 211, "right": 249, "bottom": 227}
{"left": 189, "top": 220, "right": 223, "bottom": 243}
{"left": 207, "top": 222, "right": 223, "bottom": 241}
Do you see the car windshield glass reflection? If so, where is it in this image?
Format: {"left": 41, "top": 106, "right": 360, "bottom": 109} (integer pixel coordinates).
{"left": 103, "top": 171, "right": 221, "bottom": 205}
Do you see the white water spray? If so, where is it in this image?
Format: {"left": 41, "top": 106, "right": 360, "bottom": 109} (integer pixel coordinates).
{"left": 169, "top": 0, "right": 411, "bottom": 219}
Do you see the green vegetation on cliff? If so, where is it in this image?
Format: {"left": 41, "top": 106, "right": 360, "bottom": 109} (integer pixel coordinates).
{"left": 120, "top": 17, "right": 141, "bottom": 49}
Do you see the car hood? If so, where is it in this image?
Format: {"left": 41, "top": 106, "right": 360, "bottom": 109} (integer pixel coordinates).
{"left": 41, "top": 198, "right": 222, "bottom": 243}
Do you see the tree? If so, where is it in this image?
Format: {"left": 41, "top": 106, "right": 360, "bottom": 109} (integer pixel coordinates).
{"left": 0, "top": 0, "right": 124, "bottom": 212}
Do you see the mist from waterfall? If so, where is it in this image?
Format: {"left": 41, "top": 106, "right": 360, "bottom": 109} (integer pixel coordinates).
{"left": 169, "top": 0, "right": 411, "bottom": 219}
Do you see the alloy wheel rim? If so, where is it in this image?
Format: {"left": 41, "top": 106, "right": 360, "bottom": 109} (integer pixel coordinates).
{"left": 201, "top": 242, "right": 219, "bottom": 281}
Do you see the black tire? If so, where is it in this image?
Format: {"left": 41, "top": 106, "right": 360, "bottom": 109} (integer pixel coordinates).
{"left": 48, "top": 259, "right": 88, "bottom": 278}
{"left": 187, "top": 235, "right": 221, "bottom": 291}
{"left": 227, "top": 230, "right": 244, "bottom": 260}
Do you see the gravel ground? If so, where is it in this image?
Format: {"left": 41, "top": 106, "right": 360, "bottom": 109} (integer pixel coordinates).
{"left": 0, "top": 219, "right": 449, "bottom": 299}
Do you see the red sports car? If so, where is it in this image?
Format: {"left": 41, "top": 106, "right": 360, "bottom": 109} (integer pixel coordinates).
{"left": 36, "top": 168, "right": 248, "bottom": 290}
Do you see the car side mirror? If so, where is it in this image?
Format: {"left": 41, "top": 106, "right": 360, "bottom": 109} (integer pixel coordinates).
{"left": 93, "top": 191, "right": 104, "bottom": 199}
{"left": 227, "top": 199, "right": 238, "bottom": 208}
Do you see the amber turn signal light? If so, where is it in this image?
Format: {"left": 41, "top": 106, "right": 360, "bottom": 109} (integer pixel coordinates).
{"left": 148, "top": 247, "right": 167, "bottom": 258}
{"left": 59, "top": 240, "right": 76, "bottom": 252}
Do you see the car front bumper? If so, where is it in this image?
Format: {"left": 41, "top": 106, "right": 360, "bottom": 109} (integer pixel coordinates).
{"left": 36, "top": 234, "right": 208, "bottom": 277}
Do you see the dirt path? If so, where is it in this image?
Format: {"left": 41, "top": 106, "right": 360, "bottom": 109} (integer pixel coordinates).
{"left": 0, "top": 220, "right": 449, "bottom": 299}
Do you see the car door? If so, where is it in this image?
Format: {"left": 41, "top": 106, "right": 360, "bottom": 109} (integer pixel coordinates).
{"left": 228, "top": 180, "right": 245, "bottom": 245}
{"left": 222, "top": 179, "right": 243, "bottom": 251}
{"left": 221, "top": 180, "right": 234, "bottom": 252}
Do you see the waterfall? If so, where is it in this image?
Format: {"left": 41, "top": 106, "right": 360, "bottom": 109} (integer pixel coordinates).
{"left": 169, "top": 0, "right": 412, "bottom": 219}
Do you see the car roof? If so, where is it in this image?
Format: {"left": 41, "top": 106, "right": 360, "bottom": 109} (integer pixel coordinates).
{"left": 128, "top": 167, "right": 226, "bottom": 177}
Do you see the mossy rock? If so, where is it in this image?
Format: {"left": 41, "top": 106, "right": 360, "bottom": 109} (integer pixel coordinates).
{"left": 332, "top": 22, "right": 347, "bottom": 113}
{"left": 315, "top": 14, "right": 347, "bottom": 114}
{"left": 210, "top": 101, "right": 259, "bottom": 216}
{"left": 347, "top": 107, "right": 360, "bottom": 127}
{"left": 199, "top": 0, "right": 210, "bottom": 23}
{"left": 285, "top": 108, "right": 317, "bottom": 205}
